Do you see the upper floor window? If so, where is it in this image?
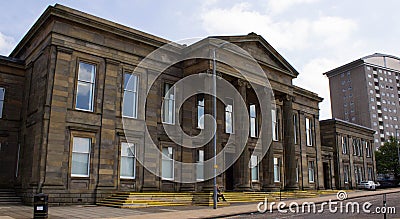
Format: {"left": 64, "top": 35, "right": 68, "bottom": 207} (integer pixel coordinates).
{"left": 341, "top": 136, "right": 348, "bottom": 154}
{"left": 120, "top": 142, "right": 136, "bottom": 179}
{"left": 272, "top": 109, "right": 279, "bottom": 141}
{"left": 293, "top": 113, "right": 298, "bottom": 144}
{"left": 225, "top": 99, "right": 233, "bottom": 134}
{"left": 197, "top": 94, "right": 205, "bottom": 129}
{"left": 75, "top": 62, "right": 96, "bottom": 111}
{"left": 306, "top": 117, "right": 313, "bottom": 146}
{"left": 366, "top": 141, "right": 372, "bottom": 158}
{"left": 0, "top": 87, "right": 4, "bottom": 118}
{"left": 71, "top": 137, "right": 91, "bottom": 177}
{"left": 162, "top": 83, "right": 175, "bottom": 124}
{"left": 249, "top": 104, "right": 257, "bottom": 137}
{"left": 122, "top": 73, "right": 139, "bottom": 118}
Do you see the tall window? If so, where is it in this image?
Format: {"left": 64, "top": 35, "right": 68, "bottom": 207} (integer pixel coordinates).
{"left": 344, "top": 165, "right": 349, "bottom": 183}
{"left": 293, "top": 113, "right": 298, "bottom": 144}
{"left": 120, "top": 142, "right": 136, "bottom": 179}
{"left": 122, "top": 73, "right": 138, "bottom": 118}
{"left": 162, "top": 147, "right": 174, "bottom": 180}
{"left": 296, "top": 160, "right": 299, "bottom": 182}
{"left": 71, "top": 137, "right": 91, "bottom": 177}
{"left": 163, "top": 83, "right": 175, "bottom": 124}
{"left": 75, "top": 62, "right": 96, "bottom": 111}
{"left": 272, "top": 109, "right": 279, "bottom": 141}
{"left": 249, "top": 104, "right": 257, "bottom": 137}
{"left": 368, "top": 167, "right": 373, "bottom": 180}
{"left": 197, "top": 94, "right": 205, "bottom": 129}
{"left": 366, "top": 141, "right": 371, "bottom": 158}
{"left": 225, "top": 99, "right": 233, "bottom": 134}
{"left": 196, "top": 149, "right": 204, "bottom": 181}
{"left": 358, "top": 140, "right": 363, "bottom": 157}
{"left": 341, "top": 136, "right": 348, "bottom": 154}
{"left": 306, "top": 117, "right": 313, "bottom": 146}
{"left": 352, "top": 139, "right": 357, "bottom": 156}
{"left": 308, "top": 161, "right": 315, "bottom": 183}
{"left": 274, "top": 157, "right": 280, "bottom": 182}
{"left": 0, "top": 87, "right": 4, "bottom": 118}
{"left": 251, "top": 155, "right": 259, "bottom": 182}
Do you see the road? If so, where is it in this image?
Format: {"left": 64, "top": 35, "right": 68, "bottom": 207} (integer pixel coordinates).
{"left": 227, "top": 191, "right": 399, "bottom": 219}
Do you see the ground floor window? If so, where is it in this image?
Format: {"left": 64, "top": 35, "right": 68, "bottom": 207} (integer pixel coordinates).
{"left": 120, "top": 142, "right": 136, "bottom": 179}
{"left": 274, "top": 157, "right": 280, "bottom": 182}
{"left": 344, "top": 165, "right": 349, "bottom": 183}
{"left": 367, "top": 167, "right": 373, "bottom": 181}
{"left": 162, "top": 147, "right": 174, "bottom": 180}
{"left": 308, "top": 160, "right": 315, "bottom": 183}
{"left": 71, "top": 137, "right": 91, "bottom": 177}
{"left": 196, "top": 149, "right": 204, "bottom": 181}
{"left": 251, "top": 155, "right": 259, "bottom": 182}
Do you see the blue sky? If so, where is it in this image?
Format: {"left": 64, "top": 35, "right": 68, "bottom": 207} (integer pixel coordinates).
{"left": 1, "top": 0, "right": 400, "bottom": 119}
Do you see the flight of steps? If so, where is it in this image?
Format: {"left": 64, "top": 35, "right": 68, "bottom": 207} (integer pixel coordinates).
{"left": 0, "top": 189, "right": 22, "bottom": 205}
{"left": 97, "top": 190, "right": 344, "bottom": 209}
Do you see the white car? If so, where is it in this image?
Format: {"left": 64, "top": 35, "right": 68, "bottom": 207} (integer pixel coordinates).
{"left": 358, "top": 181, "right": 379, "bottom": 190}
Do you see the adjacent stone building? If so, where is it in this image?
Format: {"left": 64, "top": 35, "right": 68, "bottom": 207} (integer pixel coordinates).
{"left": 0, "top": 4, "right": 345, "bottom": 205}
{"left": 320, "top": 118, "right": 376, "bottom": 189}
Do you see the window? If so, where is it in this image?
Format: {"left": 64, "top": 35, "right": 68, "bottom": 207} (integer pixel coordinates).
{"left": 366, "top": 141, "right": 371, "bottom": 158}
{"left": 197, "top": 94, "right": 205, "bottom": 129}
{"left": 196, "top": 150, "right": 204, "bottom": 181}
{"left": 251, "top": 155, "right": 259, "bottom": 182}
{"left": 368, "top": 167, "right": 373, "bottom": 180}
{"left": 293, "top": 113, "right": 298, "bottom": 144}
{"left": 249, "top": 104, "right": 257, "bottom": 137}
{"left": 306, "top": 117, "right": 313, "bottom": 146}
{"left": 344, "top": 165, "right": 349, "bottom": 183}
{"left": 120, "top": 142, "right": 136, "bottom": 179}
{"left": 225, "top": 99, "right": 233, "bottom": 133}
{"left": 0, "top": 87, "right": 4, "bottom": 118}
{"left": 75, "top": 62, "right": 96, "bottom": 111}
{"left": 353, "top": 139, "right": 357, "bottom": 156}
{"left": 162, "top": 147, "right": 174, "bottom": 180}
{"left": 274, "top": 157, "right": 280, "bottom": 182}
{"left": 272, "top": 109, "right": 279, "bottom": 141}
{"left": 308, "top": 161, "right": 315, "bottom": 183}
{"left": 122, "top": 73, "right": 138, "bottom": 118}
{"left": 296, "top": 160, "right": 299, "bottom": 183}
{"left": 341, "top": 136, "right": 348, "bottom": 154}
{"left": 163, "top": 83, "right": 175, "bottom": 124}
{"left": 71, "top": 137, "right": 91, "bottom": 177}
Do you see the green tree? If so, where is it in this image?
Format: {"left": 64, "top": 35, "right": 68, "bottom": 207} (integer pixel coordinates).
{"left": 375, "top": 136, "right": 400, "bottom": 180}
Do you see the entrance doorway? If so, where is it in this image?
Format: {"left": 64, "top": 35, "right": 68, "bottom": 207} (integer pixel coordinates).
{"left": 323, "top": 162, "right": 331, "bottom": 189}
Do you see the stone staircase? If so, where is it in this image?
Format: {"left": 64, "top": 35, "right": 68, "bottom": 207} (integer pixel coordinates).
{"left": 97, "top": 190, "right": 339, "bottom": 208}
{"left": 0, "top": 189, "right": 22, "bottom": 205}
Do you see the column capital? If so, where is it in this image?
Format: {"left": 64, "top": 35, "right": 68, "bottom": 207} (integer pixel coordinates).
{"left": 237, "top": 78, "right": 251, "bottom": 88}
{"left": 278, "top": 94, "right": 295, "bottom": 102}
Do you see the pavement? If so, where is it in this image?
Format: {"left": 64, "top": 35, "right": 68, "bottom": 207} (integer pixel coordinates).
{"left": 0, "top": 188, "right": 399, "bottom": 219}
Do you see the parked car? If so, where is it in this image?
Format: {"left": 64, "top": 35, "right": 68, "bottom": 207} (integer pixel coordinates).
{"left": 378, "top": 180, "right": 398, "bottom": 188}
{"left": 357, "top": 181, "right": 379, "bottom": 190}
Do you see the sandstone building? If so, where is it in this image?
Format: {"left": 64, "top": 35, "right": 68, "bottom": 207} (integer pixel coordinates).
{"left": 0, "top": 4, "right": 374, "bottom": 205}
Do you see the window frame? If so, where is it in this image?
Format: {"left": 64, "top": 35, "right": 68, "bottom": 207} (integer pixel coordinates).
{"left": 293, "top": 113, "right": 298, "bottom": 144}
{"left": 308, "top": 160, "right": 315, "bottom": 183}
{"left": 0, "top": 87, "right": 4, "bottom": 118}
{"left": 196, "top": 149, "right": 204, "bottom": 181}
{"left": 120, "top": 142, "right": 136, "bottom": 179}
{"left": 272, "top": 109, "right": 279, "bottom": 141}
{"left": 225, "top": 98, "right": 234, "bottom": 134}
{"left": 249, "top": 104, "right": 258, "bottom": 138}
{"left": 122, "top": 72, "right": 139, "bottom": 119}
{"left": 75, "top": 61, "right": 96, "bottom": 112}
{"left": 71, "top": 136, "right": 92, "bottom": 178}
{"left": 197, "top": 94, "right": 205, "bottom": 129}
{"left": 342, "top": 136, "right": 348, "bottom": 154}
{"left": 250, "top": 155, "right": 259, "bottom": 182}
{"left": 305, "top": 117, "right": 313, "bottom": 146}
{"left": 161, "top": 146, "right": 174, "bottom": 180}
{"left": 162, "top": 83, "right": 176, "bottom": 125}
{"left": 273, "top": 157, "right": 281, "bottom": 182}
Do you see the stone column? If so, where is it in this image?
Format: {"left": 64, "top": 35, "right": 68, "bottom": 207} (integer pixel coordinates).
{"left": 233, "top": 79, "right": 251, "bottom": 191}
{"left": 282, "top": 94, "right": 297, "bottom": 190}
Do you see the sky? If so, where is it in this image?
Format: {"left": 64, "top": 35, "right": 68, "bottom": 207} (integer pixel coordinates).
{"left": 1, "top": 0, "right": 400, "bottom": 119}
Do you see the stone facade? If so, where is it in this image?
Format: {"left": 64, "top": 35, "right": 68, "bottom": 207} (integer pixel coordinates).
{"left": 320, "top": 118, "right": 376, "bottom": 189}
{"left": 0, "top": 4, "right": 328, "bottom": 205}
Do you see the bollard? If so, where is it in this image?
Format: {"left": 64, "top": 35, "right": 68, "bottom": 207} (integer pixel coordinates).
{"left": 33, "top": 193, "right": 48, "bottom": 219}
{"left": 383, "top": 194, "right": 386, "bottom": 219}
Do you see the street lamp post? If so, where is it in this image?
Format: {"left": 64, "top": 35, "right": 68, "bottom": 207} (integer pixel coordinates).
{"left": 212, "top": 42, "right": 230, "bottom": 209}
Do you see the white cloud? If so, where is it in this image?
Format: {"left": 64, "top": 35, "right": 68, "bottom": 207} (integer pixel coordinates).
{"left": 267, "top": 0, "right": 320, "bottom": 14}
{"left": 0, "top": 32, "right": 15, "bottom": 56}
